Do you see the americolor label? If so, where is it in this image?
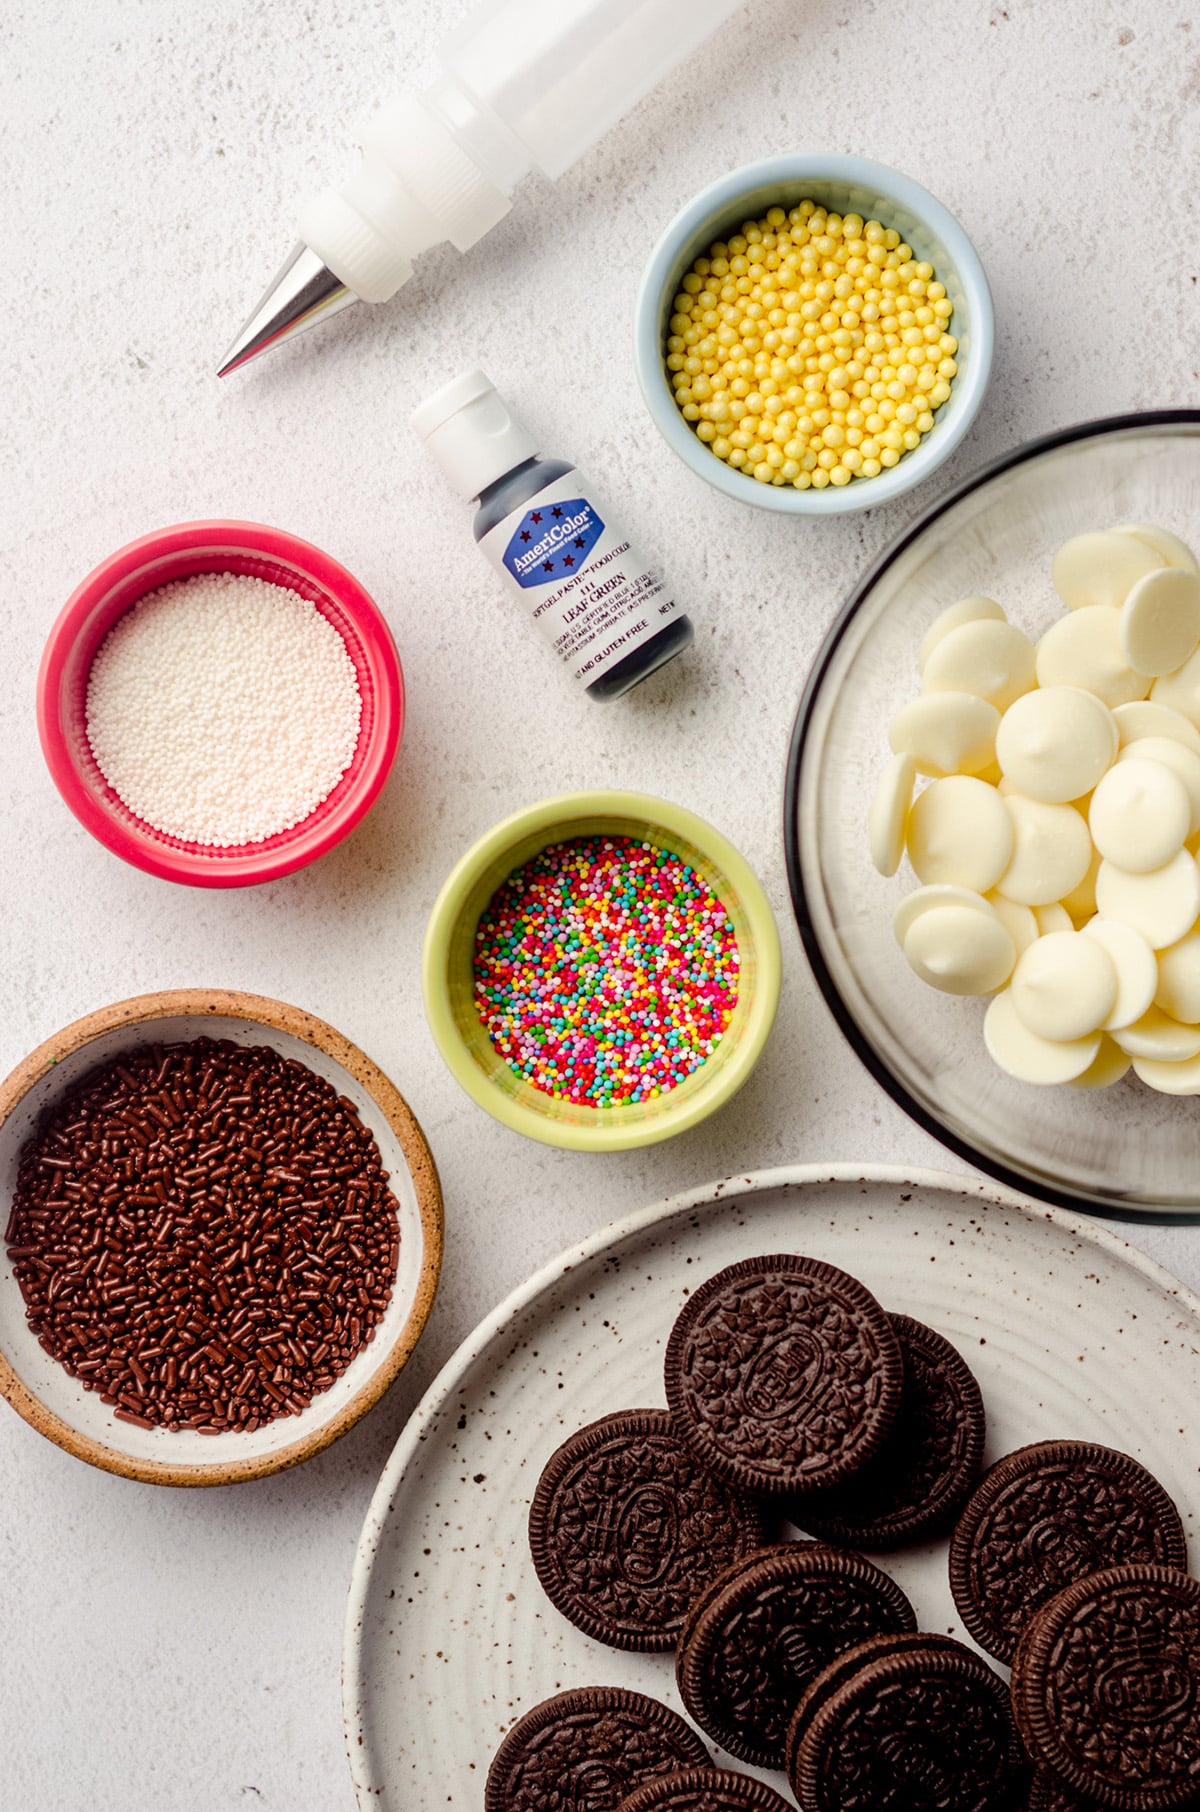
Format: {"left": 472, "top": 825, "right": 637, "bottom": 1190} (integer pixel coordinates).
{"left": 481, "top": 468, "right": 678, "bottom": 688}
{"left": 501, "top": 498, "right": 604, "bottom": 587}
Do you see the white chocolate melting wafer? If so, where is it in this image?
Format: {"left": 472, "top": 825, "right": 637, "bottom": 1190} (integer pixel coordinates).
{"left": 1051, "top": 530, "right": 1164, "bottom": 610}
{"left": 868, "top": 753, "right": 916, "bottom": 877}
{"left": 902, "top": 905, "right": 1016, "bottom": 996}
{"left": 985, "top": 893, "right": 1039, "bottom": 957}
{"left": 1035, "top": 606, "right": 1150, "bottom": 709}
{"left": 995, "top": 687, "right": 1117, "bottom": 803}
{"left": 995, "top": 793, "right": 1092, "bottom": 906}
{"left": 907, "top": 777, "right": 1014, "bottom": 892}
{"left": 1034, "top": 902, "right": 1074, "bottom": 936}
{"left": 983, "top": 990, "right": 1101, "bottom": 1083}
{"left": 1109, "top": 1006, "right": 1200, "bottom": 1062}
{"left": 1080, "top": 918, "right": 1158, "bottom": 1030}
{"left": 889, "top": 693, "right": 1000, "bottom": 777}
{"left": 1113, "top": 523, "right": 1200, "bottom": 575}
{"left": 1068, "top": 1036, "right": 1133, "bottom": 1090}
{"left": 1151, "top": 645, "right": 1200, "bottom": 727}
{"left": 1132, "top": 1051, "right": 1200, "bottom": 1094}
{"left": 892, "top": 885, "right": 997, "bottom": 945}
{"left": 918, "top": 597, "right": 1006, "bottom": 673}
{"left": 922, "top": 619, "right": 1036, "bottom": 712}
{"left": 1113, "top": 700, "right": 1200, "bottom": 757}
{"left": 1116, "top": 736, "right": 1200, "bottom": 836}
{"left": 1120, "top": 567, "right": 1200, "bottom": 677}
{"left": 1094, "top": 848, "right": 1200, "bottom": 949}
{"left": 1010, "top": 931, "right": 1116, "bottom": 1042}
{"left": 1088, "top": 758, "right": 1190, "bottom": 873}
{"left": 1154, "top": 931, "right": 1200, "bottom": 1024}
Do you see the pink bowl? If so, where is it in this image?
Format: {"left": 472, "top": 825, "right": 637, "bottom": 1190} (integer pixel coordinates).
{"left": 37, "top": 520, "right": 404, "bottom": 887}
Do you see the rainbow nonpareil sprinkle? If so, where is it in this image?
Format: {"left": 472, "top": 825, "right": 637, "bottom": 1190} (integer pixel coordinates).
{"left": 473, "top": 836, "right": 740, "bottom": 1108}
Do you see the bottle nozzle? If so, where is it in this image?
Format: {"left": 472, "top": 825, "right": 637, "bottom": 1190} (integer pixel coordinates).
{"left": 217, "top": 242, "right": 359, "bottom": 377}
{"left": 218, "top": 86, "right": 513, "bottom": 378}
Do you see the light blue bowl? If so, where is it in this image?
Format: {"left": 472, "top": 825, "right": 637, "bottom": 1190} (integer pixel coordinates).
{"left": 634, "top": 154, "right": 994, "bottom": 516}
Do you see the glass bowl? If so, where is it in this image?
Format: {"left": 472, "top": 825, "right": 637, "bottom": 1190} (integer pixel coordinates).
{"left": 786, "top": 411, "right": 1200, "bottom": 1216}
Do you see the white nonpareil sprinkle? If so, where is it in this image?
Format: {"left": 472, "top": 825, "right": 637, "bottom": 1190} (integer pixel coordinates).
{"left": 86, "top": 572, "right": 363, "bottom": 847}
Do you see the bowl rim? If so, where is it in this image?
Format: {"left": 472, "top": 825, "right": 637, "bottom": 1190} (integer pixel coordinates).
{"left": 422, "top": 789, "right": 782, "bottom": 1152}
{"left": 0, "top": 988, "right": 445, "bottom": 1484}
{"left": 634, "top": 152, "right": 995, "bottom": 516}
{"left": 36, "top": 519, "right": 405, "bottom": 889}
{"left": 784, "top": 407, "right": 1200, "bottom": 1221}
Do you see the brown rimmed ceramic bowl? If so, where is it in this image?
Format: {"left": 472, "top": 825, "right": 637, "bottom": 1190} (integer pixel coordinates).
{"left": 0, "top": 989, "right": 443, "bottom": 1486}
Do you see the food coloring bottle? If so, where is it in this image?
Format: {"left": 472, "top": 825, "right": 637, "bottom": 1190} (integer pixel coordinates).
{"left": 412, "top": 369, "right": 692, "bottom": 701}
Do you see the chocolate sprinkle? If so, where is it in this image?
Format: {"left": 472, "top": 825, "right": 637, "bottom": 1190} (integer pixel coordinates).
{"left": 5, "top": 1038, "right": 399, "bottom": 1433}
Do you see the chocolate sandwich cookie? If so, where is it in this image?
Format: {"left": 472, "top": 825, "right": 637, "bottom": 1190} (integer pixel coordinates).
{"left": 784, "top": 1630, "right": 966, "bottom": 1778}
{"left": 949, "top": 1440, "right": 1188, "bottom": 1663}
{"left": 1026, "top": 1780, "right": 1199, "bottom": 1812}
{"left": 675, "top": 1541, "right": 916, "bottom": 1769}
{"left": 1011, "top": 1564, "right": 1200, "bottom": 1812}
{"left": 485, "top": 1687, "right": 710, "bottom": 1812}
{"left": 528, "top": 1409, "right": 767, "bottom": 1651}
{"left": 788, "top": 1639, "right": 1024, "bottom": 1812}
{"left": 1027, "top": 1778, "right": 1100, "bottom": 1810}
{"left": 616, "top": 1767, "right": 795, "bottom": 1812}
{"left": 664, "top": 1255, "right": 904, "bottom": 1498}
{"left": 795, "top": 1313, "right": 986, "bottom": 1549}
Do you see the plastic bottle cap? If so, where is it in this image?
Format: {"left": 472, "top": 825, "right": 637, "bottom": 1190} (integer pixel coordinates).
{"left": 299, "top": 90, "right": 515, "bottom": 305}
{"left": 412, "top": 368, "right": 539, "bottom": 500}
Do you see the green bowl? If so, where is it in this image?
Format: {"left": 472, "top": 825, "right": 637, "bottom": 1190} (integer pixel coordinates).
{"left": 422, "top": 791, "right": 782, "bottom": 1151}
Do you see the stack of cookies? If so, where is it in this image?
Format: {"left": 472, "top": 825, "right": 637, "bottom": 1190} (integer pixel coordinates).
{"left": 485, "top": 1253, "right": 1197, "bottom": 1812}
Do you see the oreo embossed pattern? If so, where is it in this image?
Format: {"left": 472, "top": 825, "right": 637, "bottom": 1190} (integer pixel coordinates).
{"left": 796, "top": 1312, "right": 987, "bottom": 1548}
{"left": 1011, "top": 1563, "right": 1200, "bottom": 1811}
{"left": 5, "top": 1038, "right": 399, "bottom": 1432}
{"left": 788, "top": 1638, "right": 1024, "bottom": 1811}
{"left": 484, "top": 1686, "right": 710, "bottom": 1812}
{"left": 472, "top": 836, "right": 739, "bottom": 1108}
{"left": 784, "top": 1629, "right": 964, "bottom": 1757}
{"left": 949, "top": 1439, "right": 1189, "bottom": 1664}
{"left": 675, "top": 1542, "right": 917, "bottom": 1768}
{"left": 663, "top": 1254, "right": 904, "bottom": 1496}
{"left": 528, "top": 1408, "right": 767, "bottom": 1651}
{"left": 616, "top": 1768, "right": 794, "bottom": 1811}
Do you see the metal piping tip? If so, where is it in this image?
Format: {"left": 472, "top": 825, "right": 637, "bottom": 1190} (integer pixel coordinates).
{"left": 218, "top": 242, "right": 359, "bottom": 377}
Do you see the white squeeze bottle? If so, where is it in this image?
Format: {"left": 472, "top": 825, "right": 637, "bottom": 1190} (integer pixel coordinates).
{"left": 220, "top": 0, "right": 745, "bottom": 374}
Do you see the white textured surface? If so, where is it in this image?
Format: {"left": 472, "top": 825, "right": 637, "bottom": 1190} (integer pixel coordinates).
{"left": 1, "top": 0, "right": 1198, "bottom": 1807}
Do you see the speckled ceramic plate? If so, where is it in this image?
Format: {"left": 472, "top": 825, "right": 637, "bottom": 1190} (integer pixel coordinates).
{"left": 342, "top": 1164, "right": 1200, "bottom": 1809}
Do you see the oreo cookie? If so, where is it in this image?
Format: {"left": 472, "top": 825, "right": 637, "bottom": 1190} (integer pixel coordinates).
{"left": 949, "top": 1440, "right": 1188, "bottom": 1663}
{"left": 784, "top": 1630, "right": 966, "bottom": 1774}
{"left": 664, "top": 1255, "right": 904, "bottom": 1498}
{"left": 675, "top": 1541, "right": 916, "bottom": 1769}
{"left": 615, "top": 1767, "right": 794, "bottom": 1811}
{"left": 485, "top": 1687, "right": 710, "bottom": 1812}
{"left": 788, "top": 1639, "right": 1024, "bottom": 1811}
{"left": 795, "top": 1313, "right": 986, "bottom": 1549}
{"left": 1027, "top": 1778, "right": 1099, "bottom": 1810}
{"left": 528, "top": 1409, "right": 767, "bottom": 1651}
{"left": 1011, "top": 1563, "right": 1200, "bottom": 1812}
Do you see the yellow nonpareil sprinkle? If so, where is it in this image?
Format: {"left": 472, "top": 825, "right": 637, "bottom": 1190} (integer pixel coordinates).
{"left": 667, "top": 201, "right": 956, "bottom": 490}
